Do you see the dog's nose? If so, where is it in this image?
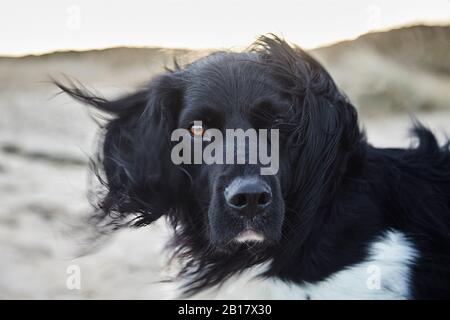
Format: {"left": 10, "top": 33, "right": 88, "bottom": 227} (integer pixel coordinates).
{"left": 224, "top": 178, "right": 272, "bottom": 215}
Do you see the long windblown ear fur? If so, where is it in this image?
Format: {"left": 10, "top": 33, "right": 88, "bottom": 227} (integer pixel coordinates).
{"left": 55, "top": 73, "right": 184, "bottom": 229}
{"left": 253, "top": 35, "right": 363, "bottom": 253}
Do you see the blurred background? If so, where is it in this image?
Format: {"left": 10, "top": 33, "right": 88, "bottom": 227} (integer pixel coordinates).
{"left": 0, "top": 0, "right": 449, "bottom": 299}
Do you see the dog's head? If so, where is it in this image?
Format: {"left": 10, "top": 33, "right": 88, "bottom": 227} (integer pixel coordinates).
{"left": 58, "top": 35, "right": 360, "bottom": 292}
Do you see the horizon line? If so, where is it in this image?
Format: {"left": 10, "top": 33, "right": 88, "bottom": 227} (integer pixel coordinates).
{"left": 1, "top": 22, "right": 449, "bottom": 59}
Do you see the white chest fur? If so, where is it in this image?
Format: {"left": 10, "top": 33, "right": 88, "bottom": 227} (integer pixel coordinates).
{"left": 188, "top": 231, "right": 418, "bottom": 300}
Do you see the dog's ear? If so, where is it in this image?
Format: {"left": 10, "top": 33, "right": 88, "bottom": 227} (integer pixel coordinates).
{"left": 56, "top": 73, "right": 184, "bottom": 228}
{"left": 255, "top": 35, "right": 361, "bottom": 243}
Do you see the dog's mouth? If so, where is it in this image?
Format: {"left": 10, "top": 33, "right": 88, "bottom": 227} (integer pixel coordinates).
{"left": 233, "top": 229, "right": 265, "bottom": 243}
{"left": 216, "top": 227, "right": 272, "bottom": 254}
{"left": 209, "top": 213, "right": 283, "bottom": 251}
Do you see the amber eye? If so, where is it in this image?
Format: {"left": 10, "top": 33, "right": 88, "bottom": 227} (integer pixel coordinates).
{"left": 189, "top": 122, "right": 205, "bottom": 138}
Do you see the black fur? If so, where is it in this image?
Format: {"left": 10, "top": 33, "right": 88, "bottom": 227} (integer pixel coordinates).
{"left": 56, "top": 35, "right": 450, "bottom": 299}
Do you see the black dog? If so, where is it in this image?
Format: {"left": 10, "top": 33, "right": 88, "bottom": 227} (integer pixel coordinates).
{"left": 57, "top": 35, "right": 450, "bottom": 299}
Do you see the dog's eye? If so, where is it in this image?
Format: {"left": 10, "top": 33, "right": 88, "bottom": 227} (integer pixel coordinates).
{"left": 189, "top": 122, "right": 205, "bottom": 138}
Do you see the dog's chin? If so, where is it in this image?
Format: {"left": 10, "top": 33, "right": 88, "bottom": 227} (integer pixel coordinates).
{"left": 233, "top": 229, "right": 266, "bottom": 243}
{"left": 211, "top": 228, "right": 277, "bottom": 254}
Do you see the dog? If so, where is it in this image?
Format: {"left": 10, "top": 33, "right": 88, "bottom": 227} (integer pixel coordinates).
{"left": 57, "top": 35, "right": 450, "bottom": 299}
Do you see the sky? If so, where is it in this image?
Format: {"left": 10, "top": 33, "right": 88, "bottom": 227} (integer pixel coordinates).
{"left": 1, "top": 0, "right": 449, "bottom": 56}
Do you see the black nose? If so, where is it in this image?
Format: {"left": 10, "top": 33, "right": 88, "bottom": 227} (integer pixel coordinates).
{"left": 224, "top": 178, "right": 272, "bottom": 215}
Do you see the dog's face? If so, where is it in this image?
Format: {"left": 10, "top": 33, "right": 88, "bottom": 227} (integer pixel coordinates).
{"left": 176, "top": 53, "right": 288, "bottom": 248}
{"left": 58, "top": 36, "right": 359, "bottom": 272}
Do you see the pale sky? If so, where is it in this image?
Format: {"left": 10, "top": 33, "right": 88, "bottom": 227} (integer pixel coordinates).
{"left": 1, "top": 0, "right": 449, "bottom": 56}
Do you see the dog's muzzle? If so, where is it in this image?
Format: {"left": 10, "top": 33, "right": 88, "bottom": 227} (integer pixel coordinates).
{"left": 224, "top": 177, "right": 272, "bottom": 218}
